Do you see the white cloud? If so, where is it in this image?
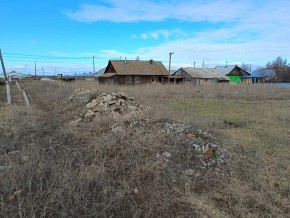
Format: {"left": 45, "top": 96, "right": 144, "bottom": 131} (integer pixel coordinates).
{"left": 141, "top": 33, "right": 148, "bottom": 39}
{"left": 134, "top": 29, "right": 185, "bottom": 40}
{"left": 151, "top": 32, "right": 159, "bottom": 40}
{"left": 64, "top": 0, "right": 253, "bottom": 23}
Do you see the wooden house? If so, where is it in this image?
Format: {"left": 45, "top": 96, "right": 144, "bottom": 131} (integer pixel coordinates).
{"left": 214, "top": 65, "right": 250, "bottom": 83}
{"left": 98, "top": 59, "right": 169, "bottom": 85}
{"left": 173, "top": 67, "right": 230, "bottom": 85}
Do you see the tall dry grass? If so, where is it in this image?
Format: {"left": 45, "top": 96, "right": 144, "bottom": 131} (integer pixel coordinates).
{"left": 1, "top": 80, "right": 290, "bottom": 217}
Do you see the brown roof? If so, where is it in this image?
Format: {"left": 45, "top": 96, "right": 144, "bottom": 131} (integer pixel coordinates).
{"left": 105, "top": 60, "right": 169, "bottom": 76}
{"left": 98, "top": 73, "right": 117, "bottom": 78}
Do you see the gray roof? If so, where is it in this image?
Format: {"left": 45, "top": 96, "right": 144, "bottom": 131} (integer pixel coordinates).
{"left": 214, "top": 65, "right": 237, "bottom": 75}
{"left": 181, "top": 67, "right": 230, "bottom": 80}
{"left": 214, "top": 65, "right": 250, "bottom": 76}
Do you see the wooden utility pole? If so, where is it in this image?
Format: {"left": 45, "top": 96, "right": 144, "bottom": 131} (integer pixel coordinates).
{"left": 93, "top": 56, "right": 95, "bottom": 74}
{"left": 0, "top": 49, "right": 11, "bottom": 104}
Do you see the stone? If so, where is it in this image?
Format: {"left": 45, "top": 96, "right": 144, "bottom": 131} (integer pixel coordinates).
{"left": 133, "top": 188, "right": 139, "bottom": 194}
{"left": 162, "top": 151, "right": 171, "bottom": 158}
{"left": 103, "top": 95, "right": 112, "bottom": 102}
{"left": 83, "top": 110, "right": 96, "bottom": 122}
{"left": 192, "top": 144, "right": 201, "bottom": 152}
{"left": 128, "top": 105, "right": 138, "bottom": 111}
{"left": 185, "top": 169, "right": 195, "bottom": 176}
{"left": 68, "top": 118, "right": 82, "bottom": 126}
{"left": 85, "top": 99, "right": 98, "bottom": 109}
{"left": 203, "top": 144, "right": 210, "bottom": 154}
{"left": 108, "top": 100, "right": 117, "bottom": 105}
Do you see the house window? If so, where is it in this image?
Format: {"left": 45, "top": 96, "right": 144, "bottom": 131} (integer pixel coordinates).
{"left": 135, "top": 75, "right": 140, "bottom": 83}
{"left": 151, "top": 76, "right": 156, "bottom": 82}
{"left": 126, "top": 76, "right": 132, "bottom": 84}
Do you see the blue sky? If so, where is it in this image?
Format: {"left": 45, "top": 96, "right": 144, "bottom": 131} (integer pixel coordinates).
{"left": 1, "top": 0, "right": 289, "bottom": 75}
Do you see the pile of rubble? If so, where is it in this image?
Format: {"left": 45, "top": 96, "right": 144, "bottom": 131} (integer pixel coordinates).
{"left": 124, "top": 119, "right": 230, "bottom": 172}
{"left": 163, "top": 121, "right": 230, "bottom": 170}
{"left": 70, "top": 91, "right": 150, "bottom": 123}
{"left": 66, "top": 88, "right": 100, "bottom": 103}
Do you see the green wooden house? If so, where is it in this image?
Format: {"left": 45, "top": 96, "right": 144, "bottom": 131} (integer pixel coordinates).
{"left": 214, "top": 65, "right": 250, "bottom": 83}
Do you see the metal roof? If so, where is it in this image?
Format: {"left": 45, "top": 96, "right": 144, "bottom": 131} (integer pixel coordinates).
{"left": 105, "top": 60, "right": 169, "bottom": 76}
{"left": 181, "top": 67, "right": 230, "bottom": 80}
{"left": 214, "top": 65, "right": 236, "bottom": 75}
{"left": 214, "top": 65, "right": 250, "bottom": 76}
{"left": 242, "top": 69, "right": 275, "bottom": 78}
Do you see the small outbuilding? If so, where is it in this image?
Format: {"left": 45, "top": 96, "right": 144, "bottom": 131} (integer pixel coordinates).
{"left": 173, "top": 67, "right": 230, "bottom": 85}
{"left": 241, "top": 69, "right": 276, "bottom": 84}
{"left": 99, "top": 59, "right": 169, "bottom": 85}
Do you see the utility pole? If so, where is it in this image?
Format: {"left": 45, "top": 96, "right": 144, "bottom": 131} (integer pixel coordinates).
{"left": 202, "top": 60, "right": 205, "bottom": 68}
{"left": 34, "top": 61, "right": 36, "bottom": 76}
{"left": 194, "top": 61, "right": 196, "bottom": 68}
{"left": 169, "top": 52, "right": 174, "bottom": 74}
{"left": 0, "top": 49, "right": 11, "bottom": 104}
{"left": 42, "top": 66, "right": 44, "bottom": 76}
{"left": 93, "top": 56, "right": 95, "bottom": 74}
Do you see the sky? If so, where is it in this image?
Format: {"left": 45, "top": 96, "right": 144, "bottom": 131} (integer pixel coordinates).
{"left": 0, "top": 0, "right": 290, "bottom": 75}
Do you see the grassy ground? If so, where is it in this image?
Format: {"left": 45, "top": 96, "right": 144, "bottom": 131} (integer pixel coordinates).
{"left": 1, "top": 80, "right": 290, "bottom": 217}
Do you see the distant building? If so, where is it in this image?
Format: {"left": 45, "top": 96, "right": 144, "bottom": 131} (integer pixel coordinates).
{"left": 214, "top": 65, "right": 250, "bottom": 83}
{"left": 98, "top": 59, "right": 169, "bottom": 85}
{"left": 241, "top": 69, "right": 276, "bottom": 83}
{"left": 173, "top": 67, "right": 230, "bottom": 85}
{"left": 8, "top": 71, "right": 31, "bottom": 80}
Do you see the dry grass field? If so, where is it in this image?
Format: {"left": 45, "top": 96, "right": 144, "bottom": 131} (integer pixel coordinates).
{"left": 1, "top": 80, "right": 290, "bottom": 217}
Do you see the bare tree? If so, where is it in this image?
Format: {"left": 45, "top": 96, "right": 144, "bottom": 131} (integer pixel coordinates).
{"left": 266, "top": 56, "right": 290, "bottom": 82}
{"left": 240, "top": 63, "right": 251, "bottom": 73}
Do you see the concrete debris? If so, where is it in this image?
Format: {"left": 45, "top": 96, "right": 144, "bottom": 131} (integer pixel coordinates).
{"left": 70, "top": 91, "right": 150, "bottom": 123}
{"left": 66, "top": 88, "right": 100, "bottom": 103}
{"left": 162, "top": 151, "right": 172, "bottom": 158}
{"left": 66, "top": 89, "right": 230, "bottom": 181}
{"left": 68, "top": 118, "right": 82, "bottom": 126}
{"left": 126, "top": 119, "right": 230, "bottom": 174}
{"left": 165, "top": 122, "right": 191, "bottom": 134}
{"left": 162, "top": 121, "right": 229, "bottom": 171}
{"left": 83, "top": 110, "right": 96, "bottom": 123}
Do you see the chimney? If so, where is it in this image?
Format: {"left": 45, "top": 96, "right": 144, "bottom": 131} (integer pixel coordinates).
{"left": 124, "top": 57, "right": 127, "bottom": 64}
{"left": 149, "top": 59, "right": 154, "bottom": 65}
